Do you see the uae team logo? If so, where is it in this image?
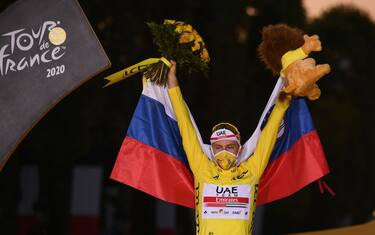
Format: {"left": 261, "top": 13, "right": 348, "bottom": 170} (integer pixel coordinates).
{"left": 0, "top": 20, "right": 67, "bottom": 78}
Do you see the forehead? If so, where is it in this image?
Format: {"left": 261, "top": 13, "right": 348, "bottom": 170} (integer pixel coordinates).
{"left": 212, "top": 140, "right": 239, "bottom": 147}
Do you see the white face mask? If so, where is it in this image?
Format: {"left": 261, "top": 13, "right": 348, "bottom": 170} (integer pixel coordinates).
{"left": 213, "top": 150, "right": 237, "bottom": 170}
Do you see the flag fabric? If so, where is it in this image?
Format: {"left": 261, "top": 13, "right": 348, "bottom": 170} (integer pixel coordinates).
{"left": 110, "top": 79, "right": 195, "bottom": 207}
{"left": 110, "top": 77, "right": 330, "bottom": 208}
{"left": 256, "top": 94, "right": 330, "bottom": 205}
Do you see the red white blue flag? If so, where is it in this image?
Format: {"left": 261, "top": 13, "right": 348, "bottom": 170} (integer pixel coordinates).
{"left": 110, "top": 78, "right": 330, "bottom": 208}
{"left": 111, "top": 79, "right": 195, "bottom": 207}
{"left": 256, "top": 94, "right": 330, "bottom": 204}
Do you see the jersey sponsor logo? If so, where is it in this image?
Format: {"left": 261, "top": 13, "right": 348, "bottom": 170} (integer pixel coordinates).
{"left": 202, "top": 184, "right": 251, "bottom": 220}
{"left": 212, "top": 174, "right": 219, "bottom": 180}
{"left": 216, "top": 130, "right": 226, "bottom": 136}
{"left": 232, "top": 170, "right": 248, "bottom": 181}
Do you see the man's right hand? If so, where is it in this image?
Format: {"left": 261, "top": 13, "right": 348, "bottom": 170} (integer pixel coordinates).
{"left": 167, "top": 60, "right": 178, "bottom": 88}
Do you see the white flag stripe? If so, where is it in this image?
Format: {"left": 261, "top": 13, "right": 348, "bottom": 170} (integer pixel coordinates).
{"left": 142, "top": 80, "right": 177, "bottom": 120}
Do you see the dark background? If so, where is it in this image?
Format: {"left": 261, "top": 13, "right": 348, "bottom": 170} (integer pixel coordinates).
{"left": 1, "top": 0, "right": 375, "bottom": 234}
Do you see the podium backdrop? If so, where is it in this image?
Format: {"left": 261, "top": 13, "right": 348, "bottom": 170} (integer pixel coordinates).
{"left": 0, "top": 0, "right": 111, "bottom": 170}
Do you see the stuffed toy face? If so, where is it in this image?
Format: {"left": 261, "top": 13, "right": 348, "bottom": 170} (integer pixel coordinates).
{"left": 258, "top": 24, "right": 331, "bottom": 100}
{"left": 283, "top": 58, "right": 331, "bottom": 100}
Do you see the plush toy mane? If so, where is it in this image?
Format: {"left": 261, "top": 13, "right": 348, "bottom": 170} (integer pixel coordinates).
{"left": 258, "top": 24, "right": 305, "bottom": 75}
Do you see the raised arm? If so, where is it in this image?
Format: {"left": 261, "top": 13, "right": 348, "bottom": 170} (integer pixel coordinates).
{"left": 243, "top": 94, "right": 290, "bottom": 177}
{"left": 167, "top": 61, "right": 209, "bottom": 175}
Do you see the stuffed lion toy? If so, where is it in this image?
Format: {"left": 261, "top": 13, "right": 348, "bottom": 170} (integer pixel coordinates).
{"left": 258, "top": 24, "right": 331, "bottom": 100}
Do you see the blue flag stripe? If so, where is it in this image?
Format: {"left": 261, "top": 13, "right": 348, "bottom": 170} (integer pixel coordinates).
{"left": 127, "top": 95, "right": 189, "bottom": 166}
{"left": 269, "top": 98, "right": 315, "bottom": 162}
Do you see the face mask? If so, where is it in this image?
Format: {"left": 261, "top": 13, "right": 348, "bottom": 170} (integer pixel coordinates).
{"left": 213, "top": 150, "right": 237, "bottom": 170}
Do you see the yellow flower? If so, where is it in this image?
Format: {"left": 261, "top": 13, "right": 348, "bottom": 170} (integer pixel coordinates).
{"left": 163, "top": 19, "right": 176, "bottom": 25}
{"left": 175, "top": 25, "right": 184, "bottom": 33}
{"left": 197, "top": 36, "right": 203, "bottom": 42}
{"left": 200, "top": 48, "right": 210, "bottom": 62}
{"left": 160, "top": 20, "right": 208, "bottom": 62}
{"left": 192, "top": 30, "right": 204, "bottom": 44}
{"left": 195, "top": 36, "right": 203, "bottom": 44}
{"left": 175, "top": 24, "right": 193, "bottom": 34}
{"left": 179, "top": 32, "right": 195, "bottom": 43}
{"left": 192, "top": 40, "right": 201, "bottom": 51}
{"left": 183, "top": 24, "right": 193, "bottom": 33}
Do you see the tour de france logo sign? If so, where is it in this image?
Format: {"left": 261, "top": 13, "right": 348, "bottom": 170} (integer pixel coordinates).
{"left": 0, "top": 0, "right": 112, "bottom": 170}
{"left": 0, "top": 20, "right": 67, "bottom": 79}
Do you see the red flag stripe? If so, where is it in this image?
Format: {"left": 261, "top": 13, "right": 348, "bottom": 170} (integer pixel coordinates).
{"left": 111, "top": 137, "right": 195, "bottom": 208}
{"left": 257, "top": 130, "right": 330, "bottom": 205}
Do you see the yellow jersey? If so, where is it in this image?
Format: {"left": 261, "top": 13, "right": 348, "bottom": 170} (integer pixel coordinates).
{"left": 168, "top": 86, "right": 289, "bottom": 235}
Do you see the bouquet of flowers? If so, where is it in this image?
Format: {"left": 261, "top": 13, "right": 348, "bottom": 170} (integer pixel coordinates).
{"left": 104, "top": 19, "right": 210, "bottom": 87}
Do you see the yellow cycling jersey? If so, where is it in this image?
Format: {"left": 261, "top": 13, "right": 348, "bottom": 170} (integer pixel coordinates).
{"left": 168, "top": 87, "right": 289, "bottom": 235}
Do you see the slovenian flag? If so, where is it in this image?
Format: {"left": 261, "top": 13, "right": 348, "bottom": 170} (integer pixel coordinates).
{"left": 110, "top": 77, "right": 330, "bottom": 208}
{"left": 110, "top": 79, "right": 195, "bottom": 207}
{"left": 256, "top": 95, "right": 330, "bottom": 204}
